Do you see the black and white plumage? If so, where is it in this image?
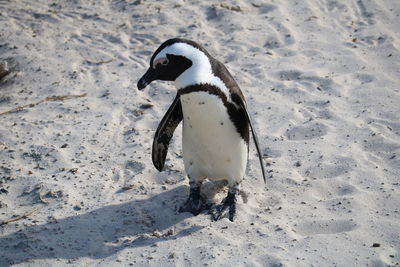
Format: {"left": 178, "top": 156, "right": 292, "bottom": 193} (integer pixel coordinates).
{"left": 137, "top": 38, "right": 265, "bottom": 221}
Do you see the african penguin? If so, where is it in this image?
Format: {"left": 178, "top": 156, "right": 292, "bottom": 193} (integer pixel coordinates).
{"left": 137, "top": 38, "right": 266, "bottom": 221}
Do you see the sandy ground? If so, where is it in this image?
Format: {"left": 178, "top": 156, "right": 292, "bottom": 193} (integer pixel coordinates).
{"left": 0, "top": 0, "right": 399, "bottom": 266}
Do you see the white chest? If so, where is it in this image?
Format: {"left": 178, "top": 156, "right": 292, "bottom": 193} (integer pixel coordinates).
{"left": 179, "top": 91, "right": 248, "bottom": 184}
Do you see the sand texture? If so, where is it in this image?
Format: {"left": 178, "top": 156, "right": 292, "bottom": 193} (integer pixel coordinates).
{"left": 1, "top": 0, "right": 399, "bottom": 266}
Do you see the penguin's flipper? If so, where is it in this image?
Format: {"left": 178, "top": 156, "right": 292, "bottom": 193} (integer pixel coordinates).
{"left": 238, "top": 99, "right": 266, "bottom": 183}
{"left": 152, "top": 95, "right": 183, "bottom": 171}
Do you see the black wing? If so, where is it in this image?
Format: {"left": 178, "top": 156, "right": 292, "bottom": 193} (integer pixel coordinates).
{"left": 152, "top": 95, "right": 183, "bottom": 171}
{"left": 238, "top": 99, "right": 266, "bottom": 183}
{"left": 210, "top": 58, "right": 266, "bottom": 183}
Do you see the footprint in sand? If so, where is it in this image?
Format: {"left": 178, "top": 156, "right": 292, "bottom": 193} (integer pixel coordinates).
{"left": 303, "top": 156, "right": 356, "bottom": 179}
{"left": 125, "top": 160, "right": 145, "bottom": 174}
{"left": 354, "top": 73, "right": 374, "bottom": 84}
{"left": 360, "top": 132, "right": 400, "bottom": 170}
{"left": 276, "top": 70, "right": 337, "bottom": 94}
{"left": 263, "top": 22, "right": 295, "bottom": 50}
{"left": 32, "top": 12, "right": 59, "bottom": 23}
{"left": 285, "top": 121, "right": 327, "bottom": 140}
{"left": 335, "top": 183, "right": 357, "bottom": 196}
{"left": 295, "top": 219, "right": 358, "bottom": 236}
{"left": 355, "top": 0, "right": 376, "bottom": 25}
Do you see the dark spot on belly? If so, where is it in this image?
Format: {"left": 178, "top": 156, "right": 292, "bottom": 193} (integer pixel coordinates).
{"left": 187, "top": 116, "right": 190, "bottom": 120}
{"left": 198, "top": 101, "right": 205, "bottom": 105}
{"left": 189, "top": 124, "right": 193, "bottom": 128}
{"left": 220, "top": 122, "right": 224, "bottom": 126}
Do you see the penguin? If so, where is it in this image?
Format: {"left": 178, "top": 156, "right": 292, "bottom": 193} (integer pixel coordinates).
{"left": 137, "top": 38, "right": 266, "bottom": 221}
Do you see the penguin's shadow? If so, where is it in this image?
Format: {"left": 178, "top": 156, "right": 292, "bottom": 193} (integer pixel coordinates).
{"left": 0, "top": 186, "right": 201, "bottom": 266}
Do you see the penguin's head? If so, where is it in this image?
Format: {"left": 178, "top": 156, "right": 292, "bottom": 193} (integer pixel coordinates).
{"left": 137, "top": 38, "right": 212, "bottom": 90}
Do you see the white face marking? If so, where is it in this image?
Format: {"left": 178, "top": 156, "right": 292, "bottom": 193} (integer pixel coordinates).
{"left": 153, "top": 42, "right": 233, "bottom": 102}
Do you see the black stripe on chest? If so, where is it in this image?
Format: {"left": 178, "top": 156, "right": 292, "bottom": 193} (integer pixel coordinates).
{"left": 178, "top": 84, "right": 250, "bottom": 144}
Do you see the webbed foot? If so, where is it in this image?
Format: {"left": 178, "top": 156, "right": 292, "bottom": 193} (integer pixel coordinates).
{"left": 179, "top": 187, "right": 210, "bottom": 215}
{"left": 210, "top": 190, "right": 237, "bottom": 222}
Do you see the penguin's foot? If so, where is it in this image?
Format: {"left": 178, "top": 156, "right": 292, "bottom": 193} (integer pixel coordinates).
{"left": 179, "top": 187, "right": 210, "bottom": 216}
{"left": 210, "top": 191, "right": 236, "bottom": 222}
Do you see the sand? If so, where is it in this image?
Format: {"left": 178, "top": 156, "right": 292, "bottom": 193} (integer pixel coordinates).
{"left": 0, "top": 0, "right": 399, "bottom": 266}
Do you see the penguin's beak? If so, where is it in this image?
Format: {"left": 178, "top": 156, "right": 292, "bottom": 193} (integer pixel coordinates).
{"left": 137, "top": 68, "right": 158, "bottom": 90}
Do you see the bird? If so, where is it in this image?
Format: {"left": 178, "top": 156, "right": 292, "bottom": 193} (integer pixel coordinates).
{"left": 137, "top": 38, "right": 265, "bottom": 221}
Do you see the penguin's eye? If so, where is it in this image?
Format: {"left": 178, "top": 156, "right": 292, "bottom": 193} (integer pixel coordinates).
{"left": 161, "top": 58, "right": 169, "bottom": 66}
{"left": 153, "top": 57, "right": 169, "bottom": 69}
